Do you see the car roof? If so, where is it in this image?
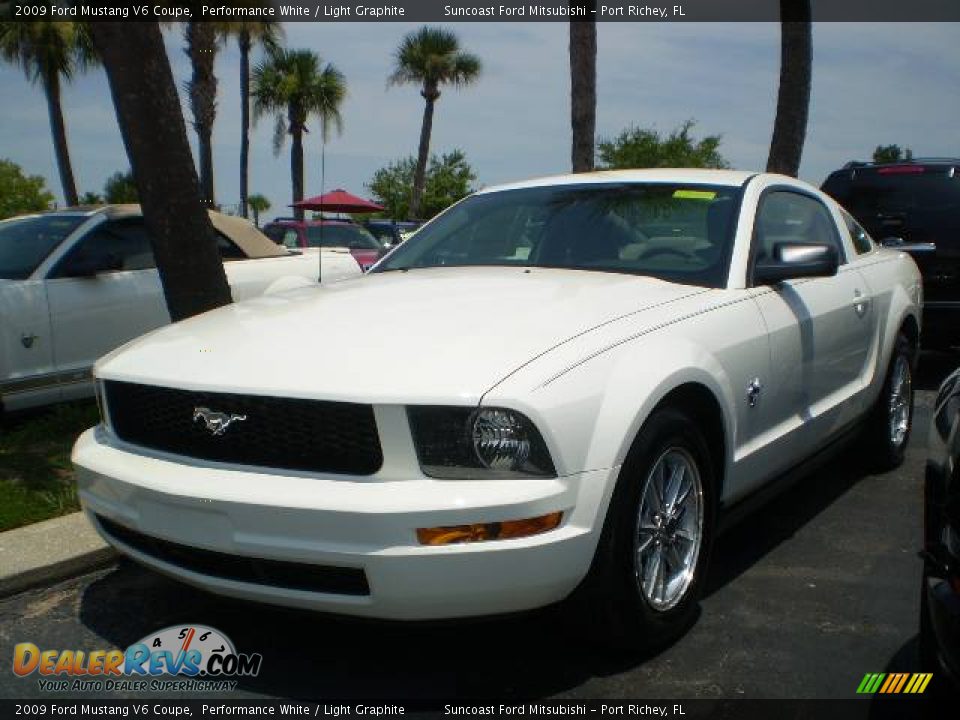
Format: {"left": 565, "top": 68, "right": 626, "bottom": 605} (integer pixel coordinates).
{"left": 827, "top": 158, "right": 960, "bottom": 176}
{"left": 266, "top": 219, "right": 356, "bottom": 227}
{"left": 44, "top": 204, "right": 288, "bottom": 259}
{"left": 479, "top": 168, "right": 760, "bottom": 194}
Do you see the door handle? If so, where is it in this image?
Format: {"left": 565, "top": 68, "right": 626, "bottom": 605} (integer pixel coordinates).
{"left": 853, "top": 290, "right": 868, "bottom": 317}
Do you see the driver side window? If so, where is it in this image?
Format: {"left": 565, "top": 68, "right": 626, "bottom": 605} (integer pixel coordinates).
{"left": 51, "top": 219, "right": 156, "bottom": 278}
{"left": 754, "top": 191, "right": 844, "bottom": 263}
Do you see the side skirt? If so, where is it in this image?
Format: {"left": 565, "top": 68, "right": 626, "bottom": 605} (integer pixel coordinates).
{"left": 717, "top": 420, "right": 864, "bottom": 534}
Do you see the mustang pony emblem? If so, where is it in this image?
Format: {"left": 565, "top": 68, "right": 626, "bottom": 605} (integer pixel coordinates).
{"left": 192, "top": 407, "right": 247, "bottom": 436}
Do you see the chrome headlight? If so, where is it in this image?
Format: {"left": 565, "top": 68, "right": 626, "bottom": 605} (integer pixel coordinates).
{"left": 407, "top": 406, "right": 556, "bottom": 479}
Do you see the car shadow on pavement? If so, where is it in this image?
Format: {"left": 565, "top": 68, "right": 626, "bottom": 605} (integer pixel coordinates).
{"left": 78, "top": 559, "right": 657, "bottom": 699}
{"left": 703, "top": 448, "right": 868, "bottom": 598}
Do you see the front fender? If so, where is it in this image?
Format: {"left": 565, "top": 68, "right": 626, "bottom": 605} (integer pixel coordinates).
{"left": 482, "top": 333, "right": 739, "bottom": 481}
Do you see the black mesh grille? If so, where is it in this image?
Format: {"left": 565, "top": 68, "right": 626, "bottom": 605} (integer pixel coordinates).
{"left": 96, "top": 515, "right": 370, "bottom": 596}
{"left": 104, "top": 381, "right": 383, "bottom": 475}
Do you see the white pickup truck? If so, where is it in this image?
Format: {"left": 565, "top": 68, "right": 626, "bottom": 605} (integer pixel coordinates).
{"left": 0, "top": 205, "right": 361, "bottom": 414}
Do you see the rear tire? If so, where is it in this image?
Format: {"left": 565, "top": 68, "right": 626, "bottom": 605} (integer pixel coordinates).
{"left": 572, "top": 407, "right": 716, "bottom": 651}
{"left": 864, "top": 332, "right": 915, "bottom": 471}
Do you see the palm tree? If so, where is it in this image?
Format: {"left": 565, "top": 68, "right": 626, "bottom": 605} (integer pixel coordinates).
{"left": 569, "top": 7, "right": 597, "bottom": 173}
{"left": 766, "top": 0, "right": 812, "bottom": 177}
{"left": 89, "top": 21, "right": 232, "bottom": 321}
{"left": 252, "top": 47, "right": 346, "bottom": 222}
{"left": 184, "top": 21, "right": 221, "bottom": 205}
{"left": 229, "top": 22, "right": 282, "bottom": 220}
{"left": 0, "top": 14, "right": 95, "bottom": 207}
{"left": 388, "top": 26, "right": 481, "bottom": 220}
{"left": 247, "top": 193, "right": 271, "bottom": 228}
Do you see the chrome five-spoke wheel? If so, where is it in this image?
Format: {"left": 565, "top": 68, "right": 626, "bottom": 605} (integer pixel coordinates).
{"left": 634, "top": 447, "right": 704, "bottom": 611}
{"left": 888, "top": 353, "right": 912, "bottom": 449}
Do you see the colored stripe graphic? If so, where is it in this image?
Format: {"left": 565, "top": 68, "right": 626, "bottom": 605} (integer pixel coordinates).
{"left": 857, "top": 672, "right": 932, "bottom": 694}
{"left": 880, "top": 673, "right": 898, "bottom": 693}
{"left": 907, "top": 673, "right": 933, "bottom": 693}
{"left": 857, "top": 673, "right": 885, "bottom": 693}
{"left": 892, "top": 673, "right": 910, "bottom": 693}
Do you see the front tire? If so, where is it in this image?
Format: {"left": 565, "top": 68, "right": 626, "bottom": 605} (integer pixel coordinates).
{"left": 573, "top": 407, "right": 716, "bottom": 651}
{"left": 865, "top": 332, "right": 915, "bottom": 471}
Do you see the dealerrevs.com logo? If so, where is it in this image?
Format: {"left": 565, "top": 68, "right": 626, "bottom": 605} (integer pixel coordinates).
{"left": 13, "top": 625, "right": 262, "bottom": 693}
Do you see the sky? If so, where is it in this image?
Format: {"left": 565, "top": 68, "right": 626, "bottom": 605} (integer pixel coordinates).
{"left": 1, "top": 21, "right": 958, "bottom": 222}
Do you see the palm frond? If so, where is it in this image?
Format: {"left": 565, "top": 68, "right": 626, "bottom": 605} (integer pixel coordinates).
{"left": 272, "top": 114, "right": 287, "bottom": 156}
{"left": 388, "top": 25, "right": 481, "bottom": 90}
{"left": 0, "top": 16, "right": 88, "bottom": 85}
{"left": 450, "top": 52, "right": 482, "bottom": 87}
{"left": 252, "top": 46, "right": 346, "bottom": 147}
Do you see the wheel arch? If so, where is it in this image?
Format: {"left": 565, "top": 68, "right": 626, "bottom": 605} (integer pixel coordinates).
{"left": 900, "top": 312, "right": 920, "bottom": 362}
{"left": 646, "top": 382, "right": 728, "bottom": 500}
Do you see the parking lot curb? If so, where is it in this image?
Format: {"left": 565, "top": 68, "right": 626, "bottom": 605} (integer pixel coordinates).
{"left": 0, "top": 512, "right": 116, "bottom": 598}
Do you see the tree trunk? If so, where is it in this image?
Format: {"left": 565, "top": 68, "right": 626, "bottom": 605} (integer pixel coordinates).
{"left": 766, "top": 0, "right": 812, "bottom": 177}
{"left": 90, "top": 22, "right": 233, "bottom": 322}
{"left": 186, "top": 22, "right": 217, "bottom": 205}
{"left": 569, "top": 6, "right": 597, "bottom": 173}
{"left": 290, "top": 110, "right": 305, "bottom": 222}
{"left": 42, "top": 71, "right": 79, "bottom": 207}
{"left": 409, "top": 84, "right": 437, "bottom": 221}
{"left": 252, "top": 207, "right": 259, "bottom": 228}
{"left": 239, "top": 30, "right": 251, "bottom": 219}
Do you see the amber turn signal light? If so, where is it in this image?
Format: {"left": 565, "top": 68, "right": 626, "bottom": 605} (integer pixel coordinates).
{"left": 417, "top": 512, "right": 563, "bottom": 546}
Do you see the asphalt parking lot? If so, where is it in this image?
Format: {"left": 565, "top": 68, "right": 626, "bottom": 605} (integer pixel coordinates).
{"left": 0, "top": 353, "right": 955, "bottom": 704}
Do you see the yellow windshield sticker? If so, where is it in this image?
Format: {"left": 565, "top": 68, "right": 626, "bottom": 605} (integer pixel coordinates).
{"left": 673, "top": 190, "right": 717, "bottom": 200}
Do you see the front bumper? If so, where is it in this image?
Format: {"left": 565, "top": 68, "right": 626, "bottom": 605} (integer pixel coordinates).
{"left": 73, "top": 427, "right": 611, "bottom": 620}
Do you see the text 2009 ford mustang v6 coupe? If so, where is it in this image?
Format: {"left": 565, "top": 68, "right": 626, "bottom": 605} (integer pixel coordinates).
{"left": 73, "top": 170, "right": 922, "bottom": 647}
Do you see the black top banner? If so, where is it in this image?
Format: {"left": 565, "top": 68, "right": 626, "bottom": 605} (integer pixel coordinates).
{"left": 3, "top": 0, "right": 960, "bottom": 22}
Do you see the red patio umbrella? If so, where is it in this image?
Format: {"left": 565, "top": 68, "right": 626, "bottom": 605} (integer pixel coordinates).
{"left": 292, "top": 189, "right": 384, "bottom": 214}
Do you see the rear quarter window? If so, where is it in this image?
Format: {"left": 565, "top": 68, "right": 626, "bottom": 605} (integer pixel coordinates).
{"left": 841, "top": 210, "right": 875, "bottom": 255}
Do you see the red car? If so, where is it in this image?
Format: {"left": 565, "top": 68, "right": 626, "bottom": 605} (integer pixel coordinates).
{"left": 262, "top": 219, "right": 385, "bottom": 271}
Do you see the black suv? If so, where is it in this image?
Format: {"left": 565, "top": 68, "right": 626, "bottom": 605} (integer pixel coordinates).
{"left": 822, "top": 159, "right": 960, "bottom": 349}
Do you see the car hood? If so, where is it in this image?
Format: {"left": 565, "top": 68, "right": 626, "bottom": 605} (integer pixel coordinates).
{"left": 97, "top": 267, "right": 708, "bottom": 404}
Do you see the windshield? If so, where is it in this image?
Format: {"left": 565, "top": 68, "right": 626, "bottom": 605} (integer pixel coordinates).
{"left": 373, "top": 183, "right": 742, "bottom": 288}
{"left": 305, "top": 224, "right": 382, "bottom": 251}
{"left": 0, "top": 214, "right": 86, "bottom": 280}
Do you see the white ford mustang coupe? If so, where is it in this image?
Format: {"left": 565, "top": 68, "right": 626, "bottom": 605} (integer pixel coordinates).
{"left": 73, "top": 170, "right": 922, "bottom": 647}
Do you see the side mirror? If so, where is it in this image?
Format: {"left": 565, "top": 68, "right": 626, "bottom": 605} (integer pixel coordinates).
{"left": 754, "top": 243, "right": 839, "bottom": 285}
{"left": 66, "top": 253, "right": 123, "bottom": 278}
